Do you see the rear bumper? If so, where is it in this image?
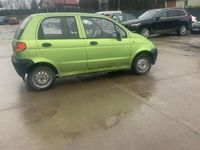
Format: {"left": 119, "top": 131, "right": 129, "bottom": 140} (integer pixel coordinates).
{"left": 11, "top": 55, "right": 34, "bottom": 78}
{"left": 151, "top": 48, "right": 158, "bottom": 65}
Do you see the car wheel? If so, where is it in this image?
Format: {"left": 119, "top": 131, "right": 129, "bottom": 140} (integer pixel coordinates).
{"left": 178, "top": 25, "right": 187, "bottom": 36}
{"left": 27, "top": 66, "right": 55, "bottom": 91}
{"left": 140, "top": 27, "right": 150, "bottom": 38}
{"left": 132, "top": 54, "right": 152, "bottom": 75}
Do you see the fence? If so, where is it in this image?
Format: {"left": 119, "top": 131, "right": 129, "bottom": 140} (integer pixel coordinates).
{"left": 0, "top": 7, "right": 200, "bottom": 20}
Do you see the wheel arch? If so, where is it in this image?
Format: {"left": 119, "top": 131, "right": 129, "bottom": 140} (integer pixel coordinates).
{"left": 131, "top": 50, "right": 154, "bottom": 67}
{"left": 26, "top": 62, "right": 59, "bottom": 77}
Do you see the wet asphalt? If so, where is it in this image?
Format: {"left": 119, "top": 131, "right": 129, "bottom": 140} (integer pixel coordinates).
{"left": 0, "top": 25, "right": 200, "bottom": 150}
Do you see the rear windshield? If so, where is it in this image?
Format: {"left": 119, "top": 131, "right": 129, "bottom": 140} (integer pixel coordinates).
{"left": 15, "top": 16, "right": 32, "bottom": 39}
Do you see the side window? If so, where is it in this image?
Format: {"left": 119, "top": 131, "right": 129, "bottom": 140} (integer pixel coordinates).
{"left": 168, "top": 10, "right": 177, "bottom": 17}
{"left": 116, "top": 25, "right": 127, "bottom": 38}
{"left": 81, "top": 17, "right": 117, "bottom": 39}
{"left": 176, "top": 10, "right": 186, "bottom": 16}
{"left": 38, "top": 17, "right": 79, "bottom": 40}
{"left": 157, "top": 11, "right": 167, "bottom": 18}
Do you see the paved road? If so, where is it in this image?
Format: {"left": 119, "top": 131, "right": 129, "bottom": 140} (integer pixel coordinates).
{"left": 1, "top": 25, "right": 200, "bottom": 150}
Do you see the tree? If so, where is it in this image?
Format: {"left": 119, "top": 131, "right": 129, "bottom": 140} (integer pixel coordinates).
{"left": 31, "top": 0, "right": 38, "bottom": 10}
{"left": 0, "top": 1, "right": 3, "bottom": 8}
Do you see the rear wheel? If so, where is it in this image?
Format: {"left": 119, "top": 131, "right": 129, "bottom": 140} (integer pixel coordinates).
{"left": 178, "top": 25, "right": 187, "bottom": 36}
{"left": 140, "top": 27, "right": 150, "bottom": 38}
{"left": 27, "top": 66, "right": 55, "bottom": 91}
{"left": 132, "top": 54, "right": 152, "bottom": 75}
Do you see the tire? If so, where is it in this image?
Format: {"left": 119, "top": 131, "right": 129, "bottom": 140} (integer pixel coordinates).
{"left": 140, "top": 27, "right": 150, "bottom": 38}
{"left": 132, "top": 54, "right": 152, "bottom": 75}
{"left": 27, "top": 66, "right": 55, "bottom": 91}
{"left": 178, "top": 25, "right": 187, "bottom": 36}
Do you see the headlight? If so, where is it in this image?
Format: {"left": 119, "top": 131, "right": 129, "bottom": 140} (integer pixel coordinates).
{"left": 130, "top": 23, "right": 141, "bottom": 27}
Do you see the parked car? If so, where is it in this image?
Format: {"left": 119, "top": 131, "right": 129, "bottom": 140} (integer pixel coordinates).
{"left": 112, "top": 13, "right": 136, "bottom": 23}
{"left": 0, "top": 16, "right": 8, "bottom": 25}
{"left": 11, "top": 13, "right": 157, "bottom": 91}
{"left": 191, "top": 21, "right": 200, "bottom": 33}
{"left": 123, "top": 8, "right": 192, "bottom": 38}
{"left": 8, "top": 17, "right": 19, "bottom": 25}
{"left": 191, "top": 15, "right": 197, "bottom": 23}
{"left": 96, "top": 11, "right": 136, "bottom": 22}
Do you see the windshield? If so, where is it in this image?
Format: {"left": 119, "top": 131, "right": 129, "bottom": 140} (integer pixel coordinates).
{"left": 139, "top": 10, "right": 159, "bottom": 19}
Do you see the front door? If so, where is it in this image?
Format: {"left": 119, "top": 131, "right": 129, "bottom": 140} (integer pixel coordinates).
{"left": 36, "top": 16, "right": 87, "bottom": 77}
{"left": 152, "top": 10, "right": 169, "bottom": 32}
{"left": 80, "top": 17, "right": 131, "bottom": 71}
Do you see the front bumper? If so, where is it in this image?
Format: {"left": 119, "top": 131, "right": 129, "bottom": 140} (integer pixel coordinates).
{"left": 151, "top": 48, "right": 158, "bottom": 65}
{"left": 11, "top": 55, "right": 34, "bottom": 78}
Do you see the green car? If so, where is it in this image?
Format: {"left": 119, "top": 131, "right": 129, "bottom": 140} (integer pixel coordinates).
{"left": 11, "top": 13, "right": 157, "bottom": 91}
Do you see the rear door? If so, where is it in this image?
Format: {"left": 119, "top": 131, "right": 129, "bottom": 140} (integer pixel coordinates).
{"left": 167, "top": 10, "right": 180, "bottom": 30}
{"left": 36, "top": 16, "right": 87, "bottom": 76}
{"left": 80, "top": 16, "right": 131, "bottom": 71}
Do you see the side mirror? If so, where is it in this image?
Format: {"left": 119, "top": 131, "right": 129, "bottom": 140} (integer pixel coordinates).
{"left": 155, "top": 16, "right": 160, "bottom": 21}
{"left": 116, "top": 31, "right": 122, "bottom": 41}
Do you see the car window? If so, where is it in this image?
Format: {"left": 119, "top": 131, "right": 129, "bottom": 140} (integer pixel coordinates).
{"left": 115, "top": 25, "right": 127, "bottom": 38}
{"left": 38, "top": 17, "right": 79, "bottom": 40}
{"left": 176, "top": 10, "right": 186, "bottom": 16}
{"left": 81, "top": 17, "right": 117, "bottom": 39}
{"left": 157, "top": 11, "right": 167, "bottom": 18}
{"left": 139, "top": 10, "right": 159, "bottom": 19}
{"left": 168, "top": 10, "right": 177, "bottom": 17}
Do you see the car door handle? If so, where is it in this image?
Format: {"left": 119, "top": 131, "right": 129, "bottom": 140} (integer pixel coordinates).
{"left": 90, "top": 41, "right": 98, "bottom": 46}
{"left": 42, "top": 43, "right": 52, "bottom": 47}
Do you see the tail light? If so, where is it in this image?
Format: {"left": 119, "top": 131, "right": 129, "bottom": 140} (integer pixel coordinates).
{"left": 15, "top": 42, "right": 26, "bottom": 52}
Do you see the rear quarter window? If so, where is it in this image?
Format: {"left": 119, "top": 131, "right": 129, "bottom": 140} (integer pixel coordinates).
{"left": 15, "top": 16, "right": 32, "bottom": 39}
{"left": 176, "top": 10, "right": 186, "bottom": 16}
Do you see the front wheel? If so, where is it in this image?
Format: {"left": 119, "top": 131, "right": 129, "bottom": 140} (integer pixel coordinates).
{"left": 132, "top": 54, "right": 152, "bottom": 75}
{"left": 140, "top": 27, "right": 150, "bottom": 38}
{"left": 178, "top": 25, "right": 187, "bottom": 36}
{"left": 27, "top": 66, "right": 55, "bottom": 91}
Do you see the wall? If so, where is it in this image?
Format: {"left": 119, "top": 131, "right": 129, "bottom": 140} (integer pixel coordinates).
{"left": 176, "top": 0, "right": 200, "bottom": 8}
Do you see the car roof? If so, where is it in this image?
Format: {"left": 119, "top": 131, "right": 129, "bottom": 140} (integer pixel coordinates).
{"left": 149, "top": 8, "right": 185, "bottom": 11}
{"left": 32, "top": 12, "right": 103, "bottom": 17}
{"left": 96, "top": 11, "right": 122, "bottom": 15}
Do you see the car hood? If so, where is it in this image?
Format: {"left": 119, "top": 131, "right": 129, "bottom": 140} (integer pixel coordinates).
{"left": 122, "top": 19, "right": 141, "bottom": 25}
{"left": 122, "top": 18, "right": 148, "bottom": 25}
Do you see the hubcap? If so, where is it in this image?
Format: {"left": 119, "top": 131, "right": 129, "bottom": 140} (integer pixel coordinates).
{"left": 141, "top": 28, "right": 150, "bottom": 38}
{"left": 136, "top": 58, "right": 149, "bottom": 73}
{"left": 180, "top": 26, "right": 186, "bottom": 35}
{"left": 32, "top": 70, "right": 52, "bottom": 89}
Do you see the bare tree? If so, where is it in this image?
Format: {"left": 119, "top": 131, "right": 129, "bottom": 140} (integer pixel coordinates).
{"left": 2, "top": 0, "right": 29, "bottom": 9}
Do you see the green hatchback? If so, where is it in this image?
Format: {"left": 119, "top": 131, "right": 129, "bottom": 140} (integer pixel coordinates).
{"left": 11, "top": 13, "right": 157, "bottom": 91}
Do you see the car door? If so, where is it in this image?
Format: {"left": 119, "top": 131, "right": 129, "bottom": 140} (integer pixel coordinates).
{"left": 36, "top": 16, "right": 87, "bottom": 76}
{"left": 167, "top": 10, "right": 180, "bottom": 30}
{"left": 152, "top": 10, "right": 169, "bottom": 32}
{"left": 80, "top": 16, "right": 131, "bottom": 71}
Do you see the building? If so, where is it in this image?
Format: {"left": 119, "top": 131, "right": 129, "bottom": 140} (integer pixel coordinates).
{"left": 166, "top": 0, "right": 200, "bottom": 8}
{"left": 39, "top": 0, "right": 79, "bottom": 9}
